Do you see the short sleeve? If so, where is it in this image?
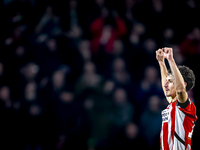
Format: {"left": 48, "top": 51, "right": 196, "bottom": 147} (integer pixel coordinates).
{"left": 177, "top": 98, "right": 189, "bottom": 108}
{"left": 178, "top": 98, "right": 198, "bottom": 121}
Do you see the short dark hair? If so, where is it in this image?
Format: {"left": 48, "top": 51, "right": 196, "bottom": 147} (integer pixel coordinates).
{"left": 168, "top": 65, "right": 195, "bottom": 91}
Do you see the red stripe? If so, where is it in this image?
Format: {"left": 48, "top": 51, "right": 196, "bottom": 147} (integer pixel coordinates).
{"left": 162, "top": 122, "right": 169, "bottom": 150}
{"left": 183, "top": 116, "right": 190, "bottom": 150}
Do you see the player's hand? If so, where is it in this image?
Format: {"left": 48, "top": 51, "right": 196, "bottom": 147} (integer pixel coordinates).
{"left": 156, "top": 48, "right": 165, "bottom": 62}
{"left": 163, "top": 47, "right": 173, "bottom": 60}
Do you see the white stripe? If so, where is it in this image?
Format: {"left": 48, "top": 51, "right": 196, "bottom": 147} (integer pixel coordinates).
{"left": 175, "top": 107, "right": 186, "bottom": 140}
{"left": 168, "top": 105, "right": 173, "bottom": 150}
{"left": 174, "top": 106, "right": 186, "bottom": 149}
{"left": 186, "top": 144, "right": 191, "bottom": 150}
{"left": 173, "top": 137, "right": 185, "bottom": 150}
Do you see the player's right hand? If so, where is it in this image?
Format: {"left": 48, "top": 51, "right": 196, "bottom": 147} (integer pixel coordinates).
{"left": 156, "top": 48, "right": 165, "bottom": 62}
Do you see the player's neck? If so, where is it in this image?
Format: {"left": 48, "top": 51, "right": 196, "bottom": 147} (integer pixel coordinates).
{"left": 168, "top": 96, "right": 177, "bottom": 103}
{"left": 172, "top": 97, "right": 176, "bottom": 102}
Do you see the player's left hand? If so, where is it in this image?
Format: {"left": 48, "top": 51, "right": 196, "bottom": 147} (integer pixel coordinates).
{"left": 163, "top": 47, "right": 173, "bottom": 60}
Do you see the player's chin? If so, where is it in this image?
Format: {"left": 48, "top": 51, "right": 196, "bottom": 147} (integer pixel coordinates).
{"left": 166, "top": 92, "right": 171, "bottom": 97}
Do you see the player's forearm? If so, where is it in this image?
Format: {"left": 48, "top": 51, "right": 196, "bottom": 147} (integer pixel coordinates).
{"left": 158, "top": 61, "right": 168, "bottom": 88}
{"left": 168, "top": 59, "right": 185, "bottom": 91}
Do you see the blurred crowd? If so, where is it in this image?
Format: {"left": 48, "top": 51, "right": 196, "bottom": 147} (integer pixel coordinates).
{"left": 1, "top": 0, "right": 200, "bottom": 150}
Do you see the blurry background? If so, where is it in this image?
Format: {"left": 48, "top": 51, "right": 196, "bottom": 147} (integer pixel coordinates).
{"left": 1, "top": 0, "right": 200, "bottom": 150}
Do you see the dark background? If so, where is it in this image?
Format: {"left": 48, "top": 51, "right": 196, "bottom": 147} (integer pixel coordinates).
{"left": 1, "top": 0, "right": 200, "bottom": 150}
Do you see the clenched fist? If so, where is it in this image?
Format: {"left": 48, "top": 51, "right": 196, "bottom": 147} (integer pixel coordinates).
{"left": 163, "top": 47, "right": 173, "bottom": 60}
{"left": 156, "top": 48, "right": 165, "bottom": 62}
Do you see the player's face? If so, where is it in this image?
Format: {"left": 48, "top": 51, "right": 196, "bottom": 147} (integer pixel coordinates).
{"left": 164, "top": 74, "right": 176, "bottom": 98}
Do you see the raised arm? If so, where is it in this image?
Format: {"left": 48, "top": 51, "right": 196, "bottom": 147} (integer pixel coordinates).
{"left": 156, "top": 48, "right": 169, "bottom": 101}
{"left": 163, "top": 47, "right": 188, "bottom": 103}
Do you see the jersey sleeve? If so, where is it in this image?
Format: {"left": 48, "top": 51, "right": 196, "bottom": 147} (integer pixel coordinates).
{"left": 177, "top": 98, "right": 189, "bottom": 108}
{"left": 178, "top": 99, "right": 198, "bottom": 121}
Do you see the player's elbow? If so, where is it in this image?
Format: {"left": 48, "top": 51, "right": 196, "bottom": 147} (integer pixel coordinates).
{"left": 175, "top": 82, "right": 186, "bottom": 94}
{"left": 176, "top": 89, "right": 186, "bottom": 95}
{"left": 176, "top": 89, "right": 188, "bottom": 103}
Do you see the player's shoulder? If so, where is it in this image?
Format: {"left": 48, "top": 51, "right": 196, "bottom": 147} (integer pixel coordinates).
{"left": 177, "top": 97, "right": 197, "bottom": 120}
{"left": 188, "top": 98, "right": 197, "bottom": 111}
{"left": 187, "top": 98, "right": 198, "bottom": 121}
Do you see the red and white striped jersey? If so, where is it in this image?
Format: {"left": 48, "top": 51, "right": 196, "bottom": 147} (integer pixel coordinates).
{"left": 160, "top": 98, "right": 197, "bottom": 150}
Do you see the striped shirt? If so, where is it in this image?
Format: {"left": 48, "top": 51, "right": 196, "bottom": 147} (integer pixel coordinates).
{"left": 160, "top": 98, "right": 197, "bottom": 150}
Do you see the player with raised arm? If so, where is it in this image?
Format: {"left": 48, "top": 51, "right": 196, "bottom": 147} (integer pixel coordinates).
{"left": 156, "top": 47, "right": 197, "bottom": 150}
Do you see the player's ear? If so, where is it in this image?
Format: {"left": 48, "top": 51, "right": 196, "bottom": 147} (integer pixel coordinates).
{"left": 184, "top": 82, "right": 187, "bottom": 89}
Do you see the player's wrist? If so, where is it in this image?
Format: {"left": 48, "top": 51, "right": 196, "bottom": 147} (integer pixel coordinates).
{"left": 158, "top": 60, "right": 165, "bottom": 64}
{"left": 167, "top": 57, "right": 175, "bottom": 63}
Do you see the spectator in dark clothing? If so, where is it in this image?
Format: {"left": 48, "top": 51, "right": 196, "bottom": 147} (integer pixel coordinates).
{"left": 98, "top": 122, "right": 144, "bottom": 150}
{"left": 139, "top": 95, "right": 162, "bottom": 150}
{"left": 54, "top": 91, "right": 90, "bottom": 150}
